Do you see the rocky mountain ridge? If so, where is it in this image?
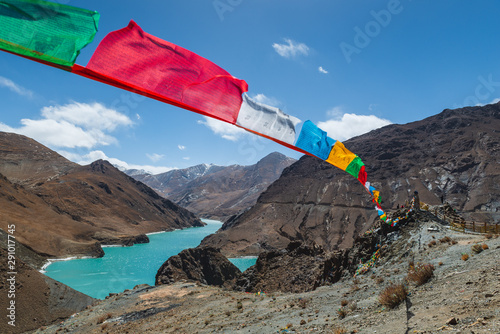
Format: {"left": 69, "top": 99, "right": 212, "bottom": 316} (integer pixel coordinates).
{"left": 0, "top": 132, "right": 203, "bottom": 259}
{"left": 129, "top": 152, "right": 296, "bottom": 220}
{"left": 201, "top": 102, "right": 500, "bottom": 257}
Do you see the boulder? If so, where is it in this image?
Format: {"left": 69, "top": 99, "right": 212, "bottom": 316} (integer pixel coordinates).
{"left": 155, "top": 247, "right": 240, "bottom": 286}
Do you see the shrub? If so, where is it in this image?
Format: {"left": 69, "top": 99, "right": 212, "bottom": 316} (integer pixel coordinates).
{"left": 337, "top": 307, "right": 348, "bottom": 319}
{"left": 298, "top": 298, "right": 309, "bottom": 309}
{"left": 378, "top": 283, "right": 408, "bottom": 309}
{"left": 350, "top": 284, "right": 361, "bottom": 292}
{"left": 461, "top": 253, "right": 469, "bottom": 261}
{"left": 485, "top": 234, "right": 492, "bottom": 239}
{"left": 340, "top": 299, "right": 349, "bottom": 307}
{"left": 407, "top": 263, "right": 435, "bottom": 286}
{"left": 482, "top": 244, "right": 489, "bottom": 250}
{"left": 439, "top": 236, "right": 452, "bottom": 243}
{"left": 333, "top": 327, "right": 348, "bottom": 334}
{"left": 428, "top": 240, "right": 437, "bottom": 247}
{"left": 97, "top": 313, "right": 112, "bottom": 324}
{"left": 376, "top": 277, "right": 384, "bottom": 284}
{"left": 471, "top": 244, "right": 483, "bottom": 254}
{"left": 438, "top": 261, "right": 443, "bottom": 266}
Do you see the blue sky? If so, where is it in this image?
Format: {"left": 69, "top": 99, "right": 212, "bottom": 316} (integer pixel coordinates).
{"left": 1, "top": 0, "right": 499, "bottom": 174}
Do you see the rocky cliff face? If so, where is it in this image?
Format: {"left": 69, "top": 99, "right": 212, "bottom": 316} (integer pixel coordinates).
{"left": 131, "top": 152, "right": 296, "bottom": 220}
{"left": 0, "top": 132, "right": 203, "bottom": 258}
{"left": 201, "top": 103, "right": 500, "bottom": 257}
{"left": 155, "top": 247, "right": 241, "bottom": 287}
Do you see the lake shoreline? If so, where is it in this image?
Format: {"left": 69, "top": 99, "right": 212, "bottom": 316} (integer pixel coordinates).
{"left": 42, "top": 219, "right": 257, "bottom": 299}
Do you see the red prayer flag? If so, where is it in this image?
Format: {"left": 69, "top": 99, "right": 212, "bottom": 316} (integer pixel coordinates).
{"left": 82, "top": 20, "right": 248, "bottom": 123}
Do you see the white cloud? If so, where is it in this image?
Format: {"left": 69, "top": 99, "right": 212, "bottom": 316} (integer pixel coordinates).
{"left": 0, "top": 76, "right": 33, "bottom": 98}
{"left": 146, "top": 153, "right": 164, "bottom": 162}
{"left": 178, "top": 145, "right": 186, "bottom": 151}
{"left": 55, "top": 150, "right": 84, "bottom": 162}
{"left": 19, "top": 118, "right": 118, "bottom": 148}
{"left": 272, "top": 39, "right": 309, "bottom": 58}
{"left": 326, "top": 106, "right": 344, "bottom": 118}
{"left": 318, "top": 66, "right": 328, "bottom": 74}
{"left": 1, "top": 102, "right": 133, "bottom": 149}
{"left": 0, "top": 122, "right": 16, "bottom": 133}
{"left": 477, "top": 97, "right": 500, "bottom": 106}
{"left": 251, "top": 94, "right": 281, "bottom": 107}
{"left": 183, "top": 157, "right": 191, "bottom": 161}
{"left": 318, "top": 112, "right": 392, "bottom": 141}
{"left": 41, "top": 102, "right": 133, "bottom": 131}
{"left": 65, "top": 150, "right": 176, "bottom": 175}
{"left": 198, "top": 116, "right": 247, "bottom": 141}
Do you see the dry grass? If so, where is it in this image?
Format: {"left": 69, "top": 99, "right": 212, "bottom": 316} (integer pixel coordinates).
{"left": 378, "top": 283, "right": 408, "bottom": 309}
{"left": 471, "top": 244, "right": 483, "bottom": 254}
{"left": 340, "top": 299, "right": 349, "bottom": 307}
{"left": 337, "top": 307, "right": 348, "bottom": 319}
{"left": 97, "top": 313, "right": 112, "bottom": 324}
{"left": 350, "top": 284, "right": 361, "bottom": 292}
{"left": 297, "top": 298, "right": 309, "bottom": 309}
{"left": 333, "top": 326, "right": 348, "bottom": 334}
{"left": 439, "top": 236, "right": 452, "bottom": 243}
{"left": 428, "top": 240, "right": 437, "bottom": 247}
{"left": 482, "top": 244, "right": 489, "bottom": 250}
{"left": 461, "top": 253, "right": 469, "bottom": 261}
{"left": 407, "top": 263, "right": 435, "bottom": 286}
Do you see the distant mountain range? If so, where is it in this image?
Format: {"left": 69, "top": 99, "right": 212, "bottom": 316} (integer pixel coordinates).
{"left": 126, "top": 152, "right": 296, "bottom": 220}
{"left": 0, "top": 132, "right": 203, "bottom": 258}
{"left": 201, "top": 102, "right": 500, "bottom": 257}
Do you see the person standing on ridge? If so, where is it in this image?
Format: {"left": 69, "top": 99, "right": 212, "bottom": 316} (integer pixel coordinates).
{"left": 413, "top": 190, "right": 420, "bottom": 211}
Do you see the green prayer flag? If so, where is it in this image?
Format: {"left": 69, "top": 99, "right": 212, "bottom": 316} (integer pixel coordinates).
{"left": 0, "top": 0, "right": 99, "bottom": 66}
{"left": 345, "top": 156, "right": 364, "bottom": 178}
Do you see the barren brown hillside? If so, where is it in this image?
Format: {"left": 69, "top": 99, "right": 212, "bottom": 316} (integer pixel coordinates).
{"left": 201, "top": 103, "right": 500, "bottom": 257}
{"left": 0, "top": 132, "right": 203, "bottom": 259}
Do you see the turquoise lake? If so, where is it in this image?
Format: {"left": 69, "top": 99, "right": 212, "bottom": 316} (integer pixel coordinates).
{"left": 43, "top": 219, "right": 257, "bottom": 299}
